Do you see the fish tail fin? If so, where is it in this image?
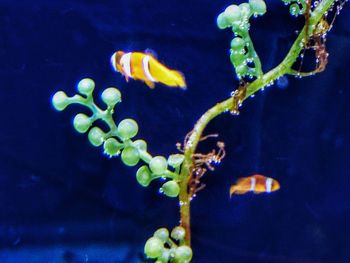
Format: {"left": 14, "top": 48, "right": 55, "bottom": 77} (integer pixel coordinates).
{"left": 171, "top": 70, "right": 187, "bottom": 89}
{"left": 229, "top": 185, "right": 237, "bottom": 197}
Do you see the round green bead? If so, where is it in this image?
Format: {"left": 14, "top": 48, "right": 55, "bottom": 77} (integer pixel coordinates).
{"left": 174, "top": 246, "right": 193, "bottom": 262}
{"left": 158, "top": 249, "right": 170, "bottom": 262}
{"left": 133, "top": 139, "right": 147, "bottom": 151}
{"left": 103, "top": 138, "right": 123, "bottom": 157}
{"left": 52, "top": 91, "right": 69, "bottom": 111}
{"left": 144, "top": 237, "right": 163, "bottom": 259}
{"left": 289, "top": 3, "right": 301, "bottom": 16}
{"left": 239, "top": 3, "right": 251, "bottom": 18}
{"left": 230, "top": 52, "right": 246, "bottom": 66}
{"left": 77, "top": 78, "right": 95, "bottom": 95}
{"left": 249, "top": 0, "right": 266, "bottom": 15}
{"left": 171, "top": 226, "right": 186, "bottom": 241}
{"left": 230, "top": 37, "right": 245, "bottom": 51}
{"left": 235, "top": 64, "right": 248, "bottom": 76}
{"left": 101, "top": 87, "right": 121, "bottom": 107}
{"left": 161, "top": 181, "right": 180, "bottom": 198}
{"left": 154, "top": 228, "right": 169, "bottom": 243}
{"left": 117, "top": 119, "right": 139, "bottom": 140}
{"left": 73, "top": 113, "right": 91, "bottom": 133}
{"left": 136, "top": 165, "right": 152, "bottom": 187}
{"left": 216, "top": 13, "right": 229, "bottom": 29}
{"left": 88, "top": 127, "right": 105, "bottom": 147}
{"left": 224, "top": 5, "right": 241, "bottom": 24}
{"left": 121, "top": 146, "right": 140, "bottom": 166}
{"left": 149, "top": 156, "right": 168, "bottom": 175}
{"left": 167, "top": 154, "right": 185, "bottom": 168}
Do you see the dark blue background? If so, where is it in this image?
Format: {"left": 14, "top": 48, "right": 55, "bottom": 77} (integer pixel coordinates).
{"left": 0, "top": 1, "right": 349, "bottom": 262}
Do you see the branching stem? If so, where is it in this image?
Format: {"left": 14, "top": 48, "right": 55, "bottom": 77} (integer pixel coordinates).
{"left": 177, "top": 0, "right": 336, "bottom": 246}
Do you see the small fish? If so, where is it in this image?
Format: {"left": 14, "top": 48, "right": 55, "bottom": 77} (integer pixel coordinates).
{"left": 229, "top": 174, "right": 280, "bottom": 196}
{"left": 110, "top": 51, "right": 186, "bottom": 89}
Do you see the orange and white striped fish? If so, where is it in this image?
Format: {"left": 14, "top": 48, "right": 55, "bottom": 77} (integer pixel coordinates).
{"left": 110, "top": 51, "right": 186, "bottom": 89}
{"left": 229, "top": 174, "right": 280, "bottom": 197}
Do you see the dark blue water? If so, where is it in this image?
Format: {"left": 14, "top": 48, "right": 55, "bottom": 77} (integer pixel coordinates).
{"left": 0, "top": 1, "right": 349, "bottom": 262}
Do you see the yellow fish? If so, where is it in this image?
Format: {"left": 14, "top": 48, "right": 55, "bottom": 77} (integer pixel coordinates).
{"left": 110, "top": 51, "right": 186, "bottom": 89}
{"left": 229, "top": 174, "right": 280, "bottom": 196}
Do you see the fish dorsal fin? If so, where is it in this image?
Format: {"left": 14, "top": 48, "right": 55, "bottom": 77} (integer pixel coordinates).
{"left": 144, "top": 48, "right": 158, "bottom": 59}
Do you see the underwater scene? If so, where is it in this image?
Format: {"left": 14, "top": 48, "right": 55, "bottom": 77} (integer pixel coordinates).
{"left": 1, "top": 0, "right": 349, "bottom": 262}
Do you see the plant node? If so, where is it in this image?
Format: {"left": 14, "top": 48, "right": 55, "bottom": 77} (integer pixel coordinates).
{"left": 231, "top": 81, "right": 249, "bottom": 115}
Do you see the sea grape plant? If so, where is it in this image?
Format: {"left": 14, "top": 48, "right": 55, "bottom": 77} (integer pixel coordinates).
{"left": 52, "top": 0, "right": 345, "bottom": 262}
{"left": 52, "top": 78, "right": 183, "bottom": 198}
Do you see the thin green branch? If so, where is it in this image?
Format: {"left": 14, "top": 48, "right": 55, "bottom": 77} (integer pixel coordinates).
{"left": 178, "top": 0, "right": 336, "bottom": 246}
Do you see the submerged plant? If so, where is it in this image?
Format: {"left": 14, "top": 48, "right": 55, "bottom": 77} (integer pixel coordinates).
{"left": 52, "top": 0, "right": 345, "bottom": 261}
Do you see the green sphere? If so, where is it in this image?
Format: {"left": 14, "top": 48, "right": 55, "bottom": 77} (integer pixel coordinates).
{"left": 249, "top": 0, "right": 266, "bottom": 15}
{"left": 117, "top": 119, "right": 139, "bottom": 140}
{"left": 158, "top": 249, "right": 170, "bottom": 262}
{"left": 235, "top": 64, "right": 248, "bottom": 77}
{"left": 230, "top": 37, "right": 245, "bottom": 51}
{"left": 174, "top": 246, "right": 193, "bottom": 262}
{"left": 88, "top": 127, "right": 105, "bottom": 147}
{"left": 144, "top": 237, "right": 163, "bottom": 259}
{"left": 224, "top": 5, "right": 241, "bottom": 23}
{"left": 216, "top": 13, "right": 229, "bottom": 29}
{"left": 77, "top": 78, "right": 95, "bottom": 95}
{"left": 154, "top": 228, "right": 169, "bottom": 243}
{"left": 239, "top": 3, "right": 251, "bottom": 18}
{"left": 161, "top": 181, "right": 180, "bottom": 198}
{"left": 289, "top": 3, "right": 301, "bottom": 16}
{"left": 136, "top": 165, "right": 152, "bottom": 187}
{"left": 230, "top": 52, "right": 246, "bottom": 66}
{"left": 171, "top": 226, "right": 186, "bottom": 241}
{"left": 167, "top": 154, "right": 185, "bottom": 168}
{"left": 149, "top": 156, "right": 168, "bottom": 175}
{"left": 121, "top": 146, "right": 140, "bottom": 166}
{"left": 52, "top": 91, "right": 69, "bottom": 111}
{"left": 101, "top": 87, "right": 121, "bottom": 107}
{"left": 103, "top": 138, "right": 123, "bottom": 157}
{"left": 133, "top": 139, "right": 147, "bottom": 151}
{"left": 73, "top": 113, "right": 91, "bottom": 133}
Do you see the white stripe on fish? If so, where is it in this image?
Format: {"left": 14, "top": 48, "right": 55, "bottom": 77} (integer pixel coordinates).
{"left": 266, "top": 178, "right": 273, "bottom": 193}
{"left": 250, "top": 177, "right": 256, "bottom": 191}
{"left": 120, "top": 52, "right": 132, "bottom": 78}
{"left": 142, "top": 55, "right": 157, "bottom": 82}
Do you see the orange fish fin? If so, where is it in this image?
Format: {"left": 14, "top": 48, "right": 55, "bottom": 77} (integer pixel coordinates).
{"left": 145, "top": 80, "right": 155, "bottom": 89}
{"left": 229, "top": 185, "right": 237, "bottom": 197}
{"left": 171, "top": 70, "right": 187, "bottom": 89}
{"left": 229, "top": 185, "right": 249, "bottom": 197}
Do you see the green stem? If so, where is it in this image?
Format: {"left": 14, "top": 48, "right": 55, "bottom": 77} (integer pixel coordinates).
{"left": 241, "top": 30, "right": 263, "bottom": 77}
{"left": 177, "top": 0, "right": 335, "bottom": 247}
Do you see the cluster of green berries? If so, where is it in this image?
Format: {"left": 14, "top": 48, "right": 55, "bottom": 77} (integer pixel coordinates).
{"left": 281, "top": 0, "right": 307, "bottom": 16}
{"left": 52, "top": 78, "right": 184, "bottom": 198}
{"left": 144, "top": 226, "right": 192, "bottom": 263}
{"left": 216, "top": 0, "right": 266, "bottom": 79}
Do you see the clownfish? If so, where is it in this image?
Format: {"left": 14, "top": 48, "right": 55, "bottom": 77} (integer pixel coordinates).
{"left": 110, "top": 51, "right": 186, "bottom": 89}
{"left": 229, "top": 174, "right": 280, "bottom": 196}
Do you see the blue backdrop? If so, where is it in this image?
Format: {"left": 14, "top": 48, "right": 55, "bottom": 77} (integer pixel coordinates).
{"left": 0, "top": 1, "right": 349, "bottom": 262}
